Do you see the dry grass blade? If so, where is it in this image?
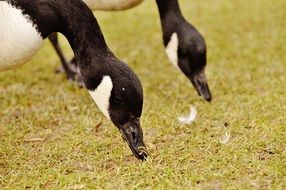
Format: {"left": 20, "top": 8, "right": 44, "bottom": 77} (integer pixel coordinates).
{"left": 23, "top": 137, "right": 44, "bottom": 142}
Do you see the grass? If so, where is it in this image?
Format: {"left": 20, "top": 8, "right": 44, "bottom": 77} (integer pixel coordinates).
{"left": 0, "top": 0, "right": 286, "bottom": 189}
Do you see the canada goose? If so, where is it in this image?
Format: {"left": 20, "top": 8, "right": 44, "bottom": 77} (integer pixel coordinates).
{"left": 0, "top": 0, "right": 147, "bottom": 160}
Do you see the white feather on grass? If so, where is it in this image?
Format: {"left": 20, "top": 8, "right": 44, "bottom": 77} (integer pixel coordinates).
{"left": 219, "top": 131, "right": 231, "bottom": 144}
{"left": 178, "top": 106, "right": 197, "bottom": 124}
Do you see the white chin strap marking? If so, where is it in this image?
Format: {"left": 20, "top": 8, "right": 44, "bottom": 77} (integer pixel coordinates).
{"left": 165, "top": 32, "right": 179, "bottom": 68}
{"left": 88, "top": 76, "right": 113, "bottom": 120}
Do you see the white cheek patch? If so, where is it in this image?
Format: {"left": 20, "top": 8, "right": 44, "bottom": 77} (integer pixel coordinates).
{"left": 0, "top": 1, "right": 43, "bottom": 72}
{"left": 88, "top": 76, "right": 113, "bottom": 120}
{"left": 165, "top": 32, "right": 179, "bottom": 68}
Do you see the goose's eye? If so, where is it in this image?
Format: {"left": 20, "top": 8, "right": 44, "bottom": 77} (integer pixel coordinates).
{"left": 179, "top": 49, "right": 189, "bottom": 57}
{"left": 114, "top": 97, "right": 124, "bottom": 105}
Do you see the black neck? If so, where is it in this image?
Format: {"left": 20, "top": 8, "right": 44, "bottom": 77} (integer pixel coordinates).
{"left": 156, "top": 0, "right": 184, "bottom": 32}
{"left": 11, "top": 0, "right": 109, "bottom": 66}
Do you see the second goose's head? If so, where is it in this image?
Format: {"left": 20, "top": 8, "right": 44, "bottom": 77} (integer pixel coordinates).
{"left": 81, "top": 54, "right": 147, "bottom": 160}
{"left": 165, "top": 29, "right": 212, "bottom": 102}
{"left": 156, "top": 0, "right": 212, "bottom": 102}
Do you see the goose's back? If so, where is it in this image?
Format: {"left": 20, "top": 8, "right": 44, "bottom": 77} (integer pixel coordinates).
{"left": 84, "top": 0, "right": 144, "bottom": 10}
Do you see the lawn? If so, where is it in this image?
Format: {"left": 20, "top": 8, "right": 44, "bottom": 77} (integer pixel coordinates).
{"left": 0, "top": 0, "right": 286, "bottom": 189}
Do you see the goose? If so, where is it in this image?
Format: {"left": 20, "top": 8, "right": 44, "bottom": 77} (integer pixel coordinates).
{"left": 0, "top": 0, "right": 147, "bottom": 160}
{"left": 156, "top": 0, "right": 212, "bottom": 101}
{"left": 48, "top": 0, "right": 212, "bottom": 102}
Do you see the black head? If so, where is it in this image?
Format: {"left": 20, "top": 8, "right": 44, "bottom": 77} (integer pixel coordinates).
{"left": 83, "top": 55, "right": 148, "bottom": 160}
{"left": 165, "top": 24, "right": 212, "bottom": 102}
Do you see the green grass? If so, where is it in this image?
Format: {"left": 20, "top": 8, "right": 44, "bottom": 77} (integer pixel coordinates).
{"left": 1, "top": 0, "right": 286, "bottom": 189}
